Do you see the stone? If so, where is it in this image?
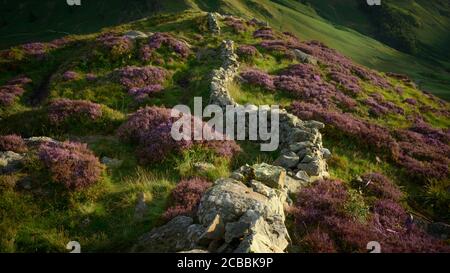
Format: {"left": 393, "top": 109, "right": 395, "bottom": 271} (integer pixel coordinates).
{"left": 199, "top": 214, "right": 225, "bottom": 241}
{"left": 193, "top": 162, "right": 216, "bottom": 173}
{"left": 284, "top": 175, "right": 307, "bottom": 195}
{"left": 273, "top": 152, "right": 299, "bottom": 169}
{"left": 132, "top": 216, "right": 194, "bottom": 252}
{"left": 101, "top": 157, "right": 123, "bottom": 168}
{"left": 295, "top": 170, "right": 310, "bottom": 181}
{"left": 134, "top": 192, "right": 148, "bottom": 220}
{"left": 195, "top": 175, "right": 289, "bottom": 253}
{"left": 289, "top": 141, "right": 313, "bottom": 152}
{"left": 304, "top": 120, "right": 325, "bottom": 130}
{"left": 252, "top": 163, "right": 286, "bottom": 189}
{"left": 301, "top": 154, "right": 314, "bottom": 163}
{"left": 297, "top": 147, "right": 312, "bottom": 160}
{"left": 293, "top": 49, "right": 317, "bottom": 65}
{"left": 25, "top": 137, "right": 57, "bottom": 147}
{"left": 123, "top": 30, "right": 148, "bottom": 39}
{"left": 232, "top": 211, "right": 289, "bottom": 253}
{"left": 321, "top": 148, "right": 331, "bottom": 159}
{"left": 0, "top": 151, "right": 24, "bottom": 174}
{"left": 297, "top": 160, "right": 321, "bottom": 177}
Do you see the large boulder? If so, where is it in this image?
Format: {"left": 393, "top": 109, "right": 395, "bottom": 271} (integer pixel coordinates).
{"left": 132, "top": 216, "right": 195, "bottom": 252}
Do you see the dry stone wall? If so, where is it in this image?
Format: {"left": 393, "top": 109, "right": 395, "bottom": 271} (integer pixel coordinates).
{"left": 134, "top": 14, "right": 330, "bottom": 253}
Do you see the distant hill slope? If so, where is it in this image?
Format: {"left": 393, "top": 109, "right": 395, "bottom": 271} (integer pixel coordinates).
{"left": 0, "top": 0, "right": 449, "bottom": 99}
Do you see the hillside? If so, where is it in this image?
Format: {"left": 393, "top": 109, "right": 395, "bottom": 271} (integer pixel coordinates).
{"left": 0, "top": 11, "right": 449, "bottom": 252}
{"left": 0, "top": 0, "right": 449, "bottom": 99}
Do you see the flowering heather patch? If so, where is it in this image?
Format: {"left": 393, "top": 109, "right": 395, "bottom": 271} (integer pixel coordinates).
{"left": 136, "top": 121, "right": 193, "bottom": 164}
{"left": 294, "top": 179, "right": 449, "bottom": 253}
{"left": 21, "top": 42, "right": 47, "bottom": 57}
{"left": 224, "top": 17, "right": 247, "bottom": 33}
{"left": 141, "top": 32, "right": 190, "bottom": 61}
{"left": 47, "top": 99, "right": 102, "bottom": 125}
{"left": 85, "top": 73, "right": 97, "bottom": 81}
{"left": 290, "top": 101, "right": 395, "bottom": 151}
{"left": 294, "top": 41, "right": 391, "bottom": 89}
{"left": 163, "top": 177, "right": 212, "bottom": 220}
{"left": 253, "top": 27, "right": 276, "bottom": 40}
{"left": 0, "top": 84, "right": 25, "bottom": 106}
{"left": 403, "top": 98, "right": 417, "bottom": 105}
{"left": 118, "top": 106, "right": 240, "bottom": 163}
{"left": 128, "top": 84, "right": 164, "bottom": 101}
{"left": 62, "top": 70, "right": 80, "bottom": 81}
{"left": 96, "top": 32, "right": 133, "bottom": 57}
{"left": 279, "top": 64, "right": 318, "bottom": 79}
{"left": 358, "top": 173, "right": 404, "bottom": 202}
{"left": 117, "top": 65, "right": 168, "bottom": 90}
{"left": 237, "top": 45, "right": 259, "bottom": 59}
{"left": 290, "top": 101, "right": 449, "bottom": 181}
{"left": 0, "top": 134, "right": 28, "bottom": 153}
{"left": 240, "top": 68, "right": 275, "bottom": 90}
{"left": 394, "top": 127, "right": 449, "bottom": 180}
{"left": 39, "top": 141, "right": 103, "bottom": 190}
{"left": 328, "top": 70, "right": 361, "bottom": 95}
{"left": 274, "top": 75, "right": 336, "bottom": 105}
{"left": 352, "top": 66, "right": 391, "bottom": 89}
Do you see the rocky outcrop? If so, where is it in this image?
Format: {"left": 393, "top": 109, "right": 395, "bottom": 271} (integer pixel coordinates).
{"left": 207, "top": 13, "right": 221, "bottom": 35}
{"left": 133, "top": 163, "right": 291, "bottom": 253}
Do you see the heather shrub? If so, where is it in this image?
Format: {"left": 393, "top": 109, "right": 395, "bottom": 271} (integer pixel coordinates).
{"left": 39, "top": 141, "right": 103, "bottom": 190}
{"left": 301, "top": 228, "right": 337, "bottom": 253}
{"left": 0, "top": 85, "right": 25, "bottom": 106}
{"left": 140, "top": 32, "right": 190, "bottom": 61}
{"left": 253, "top": 27, "right": 276, "bottom": 40}
{"left": 116, "top": 65, "right": 168, "bottom": 101}
{"left": 357, "top": 173, "right": 404, "bottom": 202}
{"left": 0, "top": 76, "right": 31, "bottom": 107}
{"left": 240, "top": 68, "right": 275, "bottom": 90}
{"left": 236, "top": 45, "right": 259, "bottom": 62}
{"left": 47, "top": 99, "right": 102, "bottom": 125}
{"left": 96, "top": 32, "right": 134, "bottom": 57}
{"left": 290, "top": 101, "right": 395, "bottom": 151}
{"left": 163, "top": 177, "right": 211, "bottom": 220}
{"left": 118, "top": 106, "right": 240, "bottom": 164}
{"left": 294, "top": 179, "right": 450, "bottom": 253}
{"left": 224, "top": 17, "right": 247, "bottom": 33}
{"left": 0, "top": 134, "right": 28, "bottom": 153}
{"left": 62, "top": 70, "right": 80, "bottom": 81}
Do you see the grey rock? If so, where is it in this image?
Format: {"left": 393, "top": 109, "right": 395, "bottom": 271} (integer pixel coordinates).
{"left": 295, "top": 170, "right": 310, "bottom": 181}
{"left": 0, "top": 151, "right": 24, "bottom": 174}
{"left": 321, "top": 148, "right": 331, "bottom": 159}
{"left": 289, "top": 141, "right": 313, "bottom": 152}
{"left": 101, "top": 157, "right": 123, "bottom": 168}
{"left": 301, "top": 155, "right": 314, "bottom": 164}
{"left": 134, "top": 192, "right": 148, "bottom": 221}
{"left": 193, "top": 162, "right": 216, "bottom": 173}
{"left": 252, "top": 163, "right": 286, "bottom": 189}
{"left": 132, "top": 216, "right": 194, "bottom": 252}
{"left": 273, "top": 152, "right": 299, "bottom": 169}
{"left": 297, "top": 160, "right": 321, "bottom": 176}
{"left": 123, "top": 30, "right": 148, "bottom": 39}
{"left": 293, "top": 49, "right": 317, "bottom": 65}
